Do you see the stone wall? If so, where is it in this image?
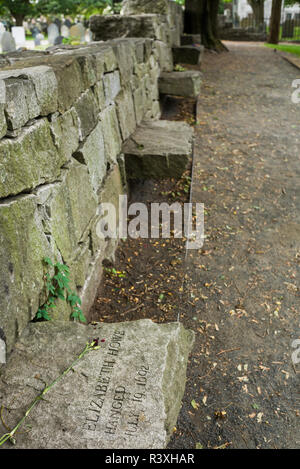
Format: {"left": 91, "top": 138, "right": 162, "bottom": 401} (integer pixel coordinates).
{"left": 0, "top": 38, "right": 163, "bottom": 357}
{"left": 90, "top": 0, "right": 183, "bottom": 47}
{"left": 219, "top": 27, "right": 267, "bottom": 41}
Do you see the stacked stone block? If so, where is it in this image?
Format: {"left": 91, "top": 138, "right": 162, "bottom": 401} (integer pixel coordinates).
{"left": 0, "top": 39, "right": 162, "bottom": 356}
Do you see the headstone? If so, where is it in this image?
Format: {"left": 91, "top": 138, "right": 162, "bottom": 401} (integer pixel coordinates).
{"left": 34, "top": 33, "right": 44, "bottom": 47}
{"left": 1, "top": 31, "right": 16, "bottom": 53}
{"left": 64, "top": 19, "right": 72, "bottom": 28}
{"left": 0, "top": 320, "right": 194, "bottom": 448}
{"left": 40, "top": 22, "right": 48, "bottom": 34}
{"left": 282, "top": 19, "right": 294, "bottom": 39}
{"left": 0, "top": 328, "right": 5, "bottom": 364}
{"left": 85, "top": 28, "right": 92, "bottom": 43}
{"left": 34, "top": 36, "right": 41, "bottom": 47}
{"left": 31, "top": 26, "right": 41, "bottom": 38}
{"left": 69, "top": 23, "right": 86, "bottom": 43}
{"left": 0, "top": 23, "right": 5, "bottom": 42}
{"left": 11, "top": 26, "right": 26, "bottom": 48}
{"left": 61, "top": 24, "right": 70, "bottom": 38}
{"left": 54, "top": 35, "right": 64, "bottom": 46}
{"left": 54, "top": 18, "right": 62, "bottom": 31}
{"left": 47, "top": 23, "right": 59, "bottom": 45}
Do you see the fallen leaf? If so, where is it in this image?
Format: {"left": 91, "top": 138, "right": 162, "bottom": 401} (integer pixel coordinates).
{"left": 191, "top": 399, "right": 199, "bottom": 410}
{"left": 257, "top": 412, "right": 263, "bottom": 423}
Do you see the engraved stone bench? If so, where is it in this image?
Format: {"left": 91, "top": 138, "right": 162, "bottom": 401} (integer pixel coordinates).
{"left": 122, "top": 120, "right": 194, "bottom": 179}
{"left": 159, "top": 70, "right": 202, "bottom": 98}
{"left": 0, "top": 320, "right": 194, "bottom": 449}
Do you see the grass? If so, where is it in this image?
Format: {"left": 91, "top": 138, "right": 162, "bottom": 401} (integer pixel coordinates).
{"left": 265, "top": 43, "right": 300, "bottom": 57}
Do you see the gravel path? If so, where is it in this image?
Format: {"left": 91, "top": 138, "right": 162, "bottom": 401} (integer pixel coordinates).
{"left": 169, "top": 42, "right": 300, "bottom": 449}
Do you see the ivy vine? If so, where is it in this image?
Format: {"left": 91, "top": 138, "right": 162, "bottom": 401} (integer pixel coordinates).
{"left": 35, "top": 257, "right": 86, "bottom": 323}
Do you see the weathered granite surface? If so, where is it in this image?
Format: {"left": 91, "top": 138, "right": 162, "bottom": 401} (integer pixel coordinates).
{"left": 159, "top": 70, "right": 202, "bottom": 98}
{"left": 0, "top": 0, "right": 198, "bottom": 362}
{"left": 90, "top": 0, "right": 183, "bottom": 47}
{"left": 0, "top": 38, "right": 161, "bottom": 357}
{"left": 180, "top": 34, "right": 202, "bottom": 46}
{"left": 172, "top": 45, "right": 204, "bottom": 66}
{"left": 0, "top": 320, "right": 194, "bottom": 449}
{"left": 90, "top": 15, "right": 166, "bottom": 43}
{"left": 123, "top": 120, "right": 194, "bottom": 179}
{"left": 121, "top": 0, "right": 170, "bottom": 15}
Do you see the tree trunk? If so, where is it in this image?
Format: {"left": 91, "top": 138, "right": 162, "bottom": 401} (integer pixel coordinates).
{"left": 268, "top": 0, "right": 283, "bottom": 44}
{"left": 248, "top": 0, "right": 264, "bottom": 30}
{"left": 13, "top": 14, "right": 25, "bottom": 26}
{"left": 184, "top": 0, "right": 227, "bottom": 52}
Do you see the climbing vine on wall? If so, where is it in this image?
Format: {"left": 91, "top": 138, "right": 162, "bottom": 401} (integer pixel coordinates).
{"left": 35, "top": 257, "right": 86, "bottom": 323}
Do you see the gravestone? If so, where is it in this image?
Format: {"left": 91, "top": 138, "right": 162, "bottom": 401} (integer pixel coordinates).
{"left": 70, "top": 23, "right": 86, "bottom": 43}
{"left": 54, "top": 35, "right": 64, "bottom": 46}
{"left": 54, "top": 18, "right": 62, "bottom": 31}
{"left": 0, "top": 328, "right": 5, "bottom": 364}
{"left": 282, "top": 19, "right": 294, "bottom": 39}
{"left": 0, "top": 320, "right": 194, "bottom": 449}
{"left": 64, "top": 19, "right": 72, "bottom": 28}
{"left": 34, "top": 36, "right": 41, "bottom": 47}
{"left": 34, "top": 33, "right": 44, "bottom": 47}
{"left": 11, "top": 26, "right": 26, "bottom": 48}
{"left": 31, "top": 26, "right": 41, "bottom": 38}
{"left": 0, "top": 23, "right": 5, "bottom": 42}
{"left": 1, "top": 31, "right": 16, "bottom": 53}
{"left": 61, "top": 24, "right": 70, "bottom": 38}
{"left": 47, "top": 23, "right": 59, "bottom": 45}
{"left": 40, "top": 22, "right": 48, "bottom": 34}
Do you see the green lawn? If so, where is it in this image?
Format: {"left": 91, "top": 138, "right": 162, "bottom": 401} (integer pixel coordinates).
{"left": 265, "top": 43, "right": 300, "bottom": 57}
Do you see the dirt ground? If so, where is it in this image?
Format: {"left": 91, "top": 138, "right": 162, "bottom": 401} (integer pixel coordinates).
{"left": 91, "top": 42, "right": 300, "bottom": 449}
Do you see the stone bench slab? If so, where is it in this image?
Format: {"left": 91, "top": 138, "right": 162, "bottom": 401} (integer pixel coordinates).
{"left": 0, "top": 320, "right": 194, "bottom": 449}
{"left": 181, "top": 34, "right": 202, "bottom": 46}
{"left": 122, "top": 120, "right": 194, "bottom": 179}
{"left": 159, "top": 70, "right": 202, "bottom": 98}
{"left": 173, "top": 45, "right": 204, "bottom": 65}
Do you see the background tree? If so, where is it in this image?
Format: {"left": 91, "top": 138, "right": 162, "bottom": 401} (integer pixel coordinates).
{"left": 268, "top": 0, "right": 283, "bottom": 43}
{"left": 36, "top": 0, "right": 114, "bottom": 18}
{"left": 247, "top": 0, "right": 265, "bottom": 29}
{"left": 0, "top": 0, "right": 121, "bottom": 25}
{"left": 0, "top": 0, "right": 35, "bottom": 26}
{"left": 184, "top": 0, "right": 227, "bottom": 51}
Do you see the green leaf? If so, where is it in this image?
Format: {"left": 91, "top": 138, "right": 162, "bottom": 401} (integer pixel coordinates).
{"left": 55, "top": 263, "right": 70, "bottom": 274}
{"left": 195, "top": 442, "right": 203, "bottom": 449}
{"left": 79, "top": 312, "right": 87, "bottom": 323}
{"left": 44, "top": 257, "right": 53, "bottom": 266}
{"left": 191, "top": 399, "right": 199, "bottom": 410}
{"left": 55, "top": 288, "right": 65, "bottom": 301}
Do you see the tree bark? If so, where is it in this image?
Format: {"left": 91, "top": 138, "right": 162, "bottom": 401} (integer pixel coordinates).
{"left": 13, "top": 14, "right": 25, "bottom": 26}
{"left": 248, "top": 0, "right": 265, "bottom": 30}
{"left": 184, "top": 0, "right": 227, "bottom": 52}
{"left": 268, "top": 0, "right": 283, "bottom": 44}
